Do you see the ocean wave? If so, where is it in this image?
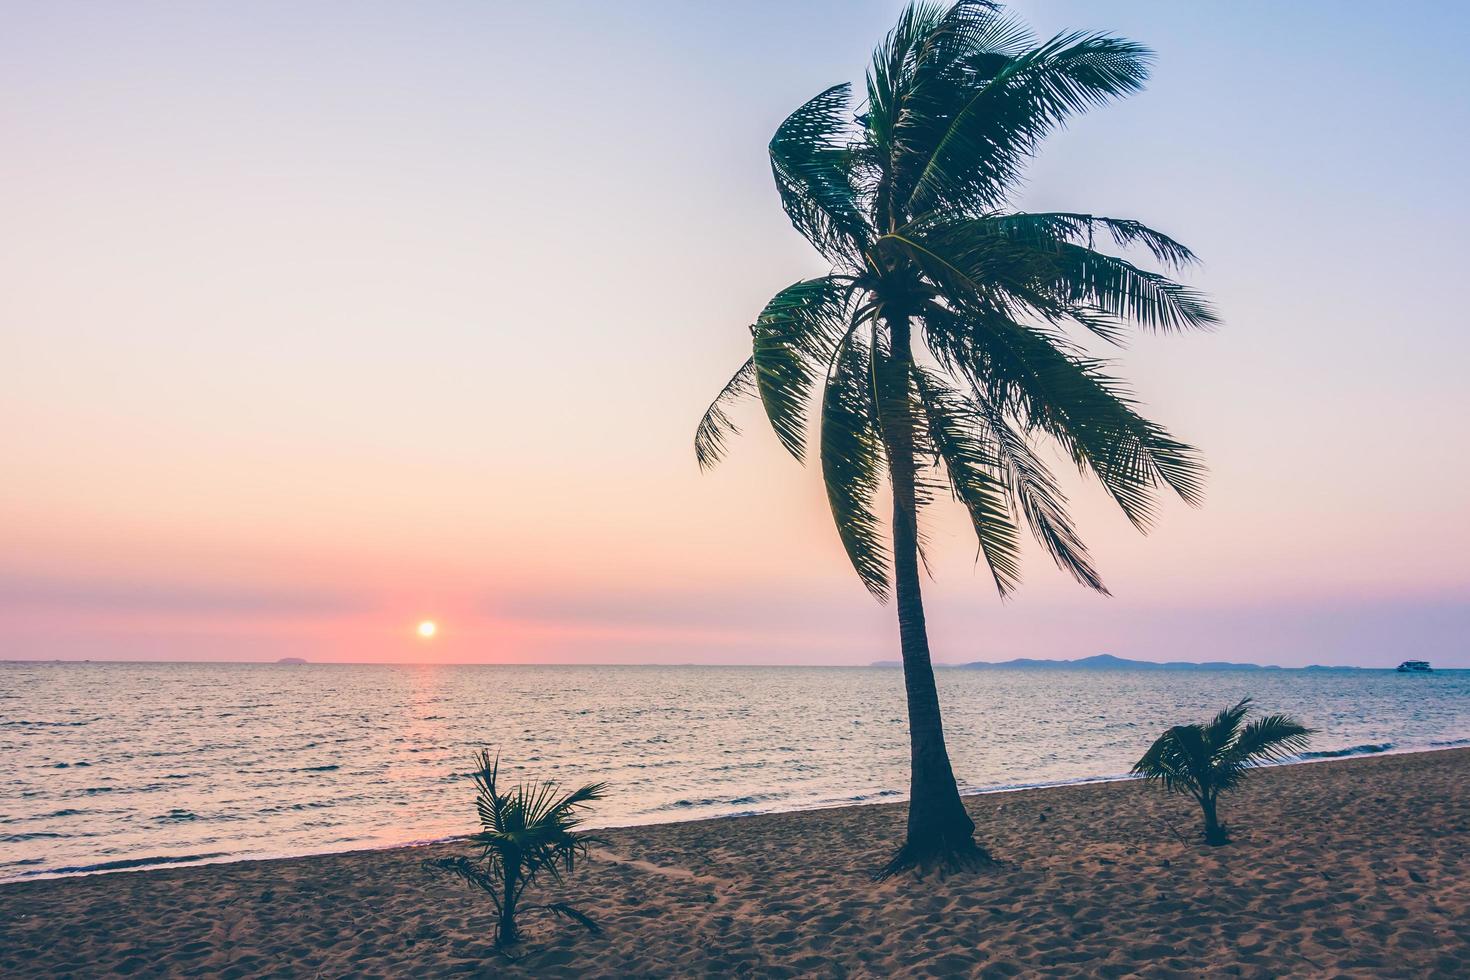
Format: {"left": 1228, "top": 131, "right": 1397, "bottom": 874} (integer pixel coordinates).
{"left": 2, "top": 832, "right": 67, "bottom": 842}
{"left": 811, "top": 789, "right": 903, "bottom": 806}
{"left": 655, "top": 793, "right": 782, "bottom": 811}
{"left": 960, "top": 772, "right": 1138, "bottom": 797}
{"left": 1, "top": 719, "right": 93, "bottom": 727}
{"left": 69, "top": 782, "right": 177, "bottom": 797}
{"left": 260, "top": 799, "right": 342, "bottom": 813}
{"left": 1298, "top": 742, "right": 1394, "bottom": 760}
{"left": 17, "top": 852, "right": 231, "bottom": 878}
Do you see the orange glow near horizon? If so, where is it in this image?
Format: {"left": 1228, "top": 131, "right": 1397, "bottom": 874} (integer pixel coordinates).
{"left": 3, "top": 2, "right": 1469, "bottom": 669}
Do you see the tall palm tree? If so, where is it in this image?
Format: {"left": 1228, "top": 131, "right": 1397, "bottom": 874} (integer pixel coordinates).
{"left": 1132, "top": 699, "right": 1314, "bottom": 845}
{"left": 696, "top": 0, "right": 1216, "bottom": 876}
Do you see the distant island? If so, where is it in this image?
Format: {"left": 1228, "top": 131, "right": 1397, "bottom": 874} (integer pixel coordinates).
{"left": 961, "top": 653, "right": 1283, "bottom": 671}
{"left": 275, "top": 657, "right": 308, "bottom": 665}
{"left": 870, "top": 654, "right": 1366, "bottom": 671}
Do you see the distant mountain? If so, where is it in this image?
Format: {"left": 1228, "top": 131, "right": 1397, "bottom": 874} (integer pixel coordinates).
{"left": 956, "top": 653, "right": 1283, "bottom": 671}
{"left": 275, "top": 657, "right": 308, "bottom": 665}
{"left": 867, "top": 654, "right": 1367, "bottom": 670}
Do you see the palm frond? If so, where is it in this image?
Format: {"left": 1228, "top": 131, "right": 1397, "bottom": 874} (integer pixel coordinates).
{"left": 1226, "top": 715, "right": 1316, "bottom": 768}
{"left": 864, "top": 1, "right": 954, "bottom": 224}
{"left": 912, "top": 368, "right": 1023, "bottom": 595}
{"left": 529, "top": 903, "right": 603, "bottom": 935}
{"left": 820, "top": 325, "right": 891, "bottom": 600}
{"left": 1172, "top": 723, "right": 1218, "bottom": 794}
{"left": 770, "top": 84, "right": 870, "bottom": 263}
{"left": 1044, "top": 242, "right": 1218, "bottom": 333}
{"left": 473, "top": 749, "right": 506, "bottom": 832}
{"left": 891, "top": 2, "right": 1036, "bottom": 199}
{"left": 884, "top": 217, "right": 1218, "bottom": 334}
{"left": 866, "top": 1, "right": 954, "bottom": 134}
{"left": 1203, "top": 697, "right": 1252, "bottom": 753}
{"left": 979, "top": 212, "right": 1201, "bottom": 270}
{"left": 423, "top": 856, "right": 504, "bottom": 913}
{"left": 973, "top": 396, "right": 1106, "bottom": 593}
{"left": 932, "top": 0, "right": 1032, "bottom": 58}
{"left": 1131, "top": 725, "right": 1205, "bottom": 798}
{"left": 924, "top": 303, "right": 1206, "bottom": 529}
{"left": 903, "top": 32, "right": 1153, "bottom": 215}
{"left": 694, "top": 358, "right": 756, "bottom": 470}
{"left": 751, "top": 277, "right": 854, "bottom": 461}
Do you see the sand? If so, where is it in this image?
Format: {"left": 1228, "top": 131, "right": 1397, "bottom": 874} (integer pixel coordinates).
{"left": 3, "top": 748, "right": 1468, "bottom": 978}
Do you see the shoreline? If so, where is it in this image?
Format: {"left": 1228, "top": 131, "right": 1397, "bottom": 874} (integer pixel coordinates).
{"left": 4, "top": 747, "right": 1467, "bottom": 976}
{"left": 9, "top": 739, "right": 1469, "bottom": 885}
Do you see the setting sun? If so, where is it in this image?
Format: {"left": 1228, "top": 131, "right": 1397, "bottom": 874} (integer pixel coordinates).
{"left": 416, "top": 620, "right": 437, "bottom": 639}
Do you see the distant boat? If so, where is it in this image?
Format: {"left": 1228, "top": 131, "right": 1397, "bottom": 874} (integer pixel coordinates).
{"left": 1395, "top": 660, "right": 1432, "bottom": 673}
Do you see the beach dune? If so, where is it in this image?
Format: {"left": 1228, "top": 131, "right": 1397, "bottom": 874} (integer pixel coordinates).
{"left": 3, "top": 749, "right": 1467, "bottom": 977}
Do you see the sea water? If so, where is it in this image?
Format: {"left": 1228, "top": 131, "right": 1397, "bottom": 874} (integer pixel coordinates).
{"left": 3, "top": 661, "right": 1468, "bottom": 881}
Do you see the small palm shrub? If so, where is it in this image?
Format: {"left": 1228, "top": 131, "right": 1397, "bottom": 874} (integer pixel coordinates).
{"left": 1132, "top": 698, "right": 1313, "bottom": 845}
{"left": 425, "top": 750, "right": 607, "bottom": 946}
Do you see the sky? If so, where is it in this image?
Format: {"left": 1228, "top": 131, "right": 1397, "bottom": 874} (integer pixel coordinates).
{"left": 3, "top": 1, "right": 1468, "bottom": 667}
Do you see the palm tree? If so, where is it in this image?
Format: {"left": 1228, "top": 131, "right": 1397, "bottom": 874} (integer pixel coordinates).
{"left": 425, "top": 751, "right": 607, "bottom": 947}
{"left": 1132, "top": 699, "right": 1314, "bottom": 845}
{"left": 695, "top": 0, "right": 1216, "bottom": 877}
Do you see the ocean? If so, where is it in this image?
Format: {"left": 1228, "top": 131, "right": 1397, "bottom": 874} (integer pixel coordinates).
{"left": 3, "top": 661, "right": 1468, "bottom": 882}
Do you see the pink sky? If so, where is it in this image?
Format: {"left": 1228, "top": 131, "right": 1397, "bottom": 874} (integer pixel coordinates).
{"left": 3, "top": 2, "right": 1468, "bottom": 667}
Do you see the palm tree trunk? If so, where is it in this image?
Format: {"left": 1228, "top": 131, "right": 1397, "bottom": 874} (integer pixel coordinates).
{"left": 877, "top": 313, "right": 988, "bottom": 878}
{"left": 1201, "top": 794, "right": 1226, "bottom": 846}
{"left": 498, "top": 862, "right": 520, "bottom": 946}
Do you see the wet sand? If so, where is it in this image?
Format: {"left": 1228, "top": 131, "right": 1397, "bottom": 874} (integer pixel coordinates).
{"left": 3, "top": 748, "right": 1468, "bottom": 977}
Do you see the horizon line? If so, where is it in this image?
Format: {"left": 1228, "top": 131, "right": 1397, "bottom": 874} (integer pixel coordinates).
{"left": 4, "top": 657, "right": 1454, "bottom": 670}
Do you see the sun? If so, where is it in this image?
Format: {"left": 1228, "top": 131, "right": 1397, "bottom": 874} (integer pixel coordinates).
{"left": 416, "top": 620, "right": 438, "bottom": 639}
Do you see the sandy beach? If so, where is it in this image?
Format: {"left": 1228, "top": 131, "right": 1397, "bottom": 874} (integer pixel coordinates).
{"left": 3, "top": 747, "right": 1467, "bottom": 978}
